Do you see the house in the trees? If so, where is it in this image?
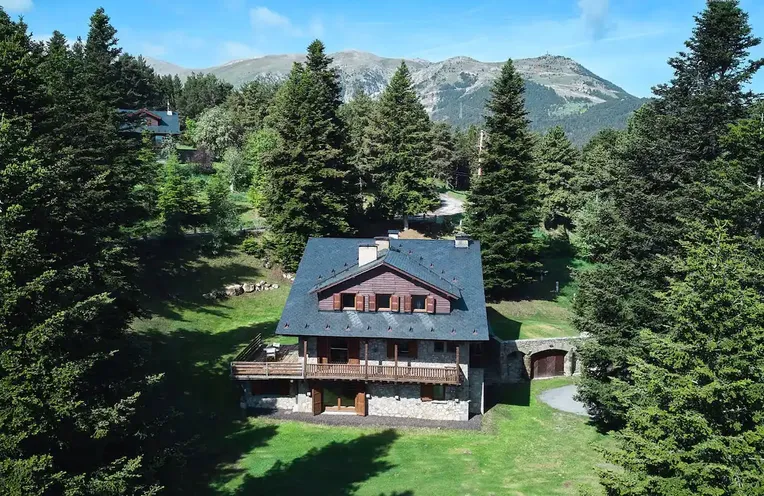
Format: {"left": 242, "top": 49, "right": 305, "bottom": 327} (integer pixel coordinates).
{"left": 231, "top": 232, "right": 490, "bottom": 421}
{"left": 118, "top": 108, "right": 180, "bottom": 142}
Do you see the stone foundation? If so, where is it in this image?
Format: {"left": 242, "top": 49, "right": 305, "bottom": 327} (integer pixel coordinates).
{"left": 366, "top": 383, "right": 469, "bottom": 421}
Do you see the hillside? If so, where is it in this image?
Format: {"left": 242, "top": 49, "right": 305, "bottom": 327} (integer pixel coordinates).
{"left": 146, "top": 51, "right": 646, "bottom": 145}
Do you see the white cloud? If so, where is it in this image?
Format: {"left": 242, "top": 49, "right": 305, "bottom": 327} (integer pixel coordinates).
{"left": 31, "top": 33, "right": 52, "bottom": 43}
{"left": 249, "top": 6, "right": 323, "bottom": 38}
{"left": 221, "top": 41, "right": 261, "bottom": 60}
{"left": 578, "top": 0, "right": 610, "bottom": 39}
{"left": 140, "top": 42, "right": 168, "bottom": 58}
{"left": 2, "top": 0, "right": 33, "bottom": 12}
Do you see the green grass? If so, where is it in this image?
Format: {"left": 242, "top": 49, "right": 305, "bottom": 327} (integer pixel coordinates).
{"left": 132, "top": 241, "right": 608, "bottom": 494}
{"left": 212, "top": 378, "right": 610, "bottom": 495}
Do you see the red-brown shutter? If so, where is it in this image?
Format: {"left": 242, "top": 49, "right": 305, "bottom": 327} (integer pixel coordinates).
{"left": 317, "top": 337, "right": 329, "bottom": 364}
{"left": 355, "top": 294, "right": 364, "bottom": 311}
{"left": 312, "top": 387, "right": 323, "bottom": 415}
{"left": 421, "top": 384, "right": 434, "bottom": 402}
{"left": 355, "top": 390, "right": 367, "bottom": 416}
{"left": 391, "top": 295, "right": 399, "bottom": 312}
{"left": 347, "top": 338, "right": 360, "bottom": 364}
{"left": 332, "top": 293, "right": 341, "bottom": 310}
{"left": 409, "top": 340, "right": 418, "bottom": 359}
{"left": 368, "top": 293, "right": 376, "bottom": 312}
{"left": 426, "top": 295, "right": 435, "bottom": 313}
{"left": 403, "top": 294, "right": 412, "bottom": 313}
{"left": 387, "top": 340, "right": 395, "bottom": 358}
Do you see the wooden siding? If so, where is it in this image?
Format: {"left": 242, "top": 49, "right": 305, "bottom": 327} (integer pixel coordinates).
{"left": 318, "top": 265, "right": 451, "bottom": 313}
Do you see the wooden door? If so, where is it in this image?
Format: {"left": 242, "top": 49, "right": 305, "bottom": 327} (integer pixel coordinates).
{"left": 312, "top": 386, "right": 323, "bottom": 415}
{"left": 317, "top": 337, "right": 329, "bottom": 364}
{"left": 355, "top": 389, "right": 367, "bottom": 416}
{"left": 347, "top": 338, "right": 360, "bottom": 364}
{"left": 531, "top": 350, "right": 566, "bottom": 379}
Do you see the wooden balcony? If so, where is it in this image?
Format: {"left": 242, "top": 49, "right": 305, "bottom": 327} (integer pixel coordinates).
{"left": 231, "top": 361, "right": 461, "bottom": 385}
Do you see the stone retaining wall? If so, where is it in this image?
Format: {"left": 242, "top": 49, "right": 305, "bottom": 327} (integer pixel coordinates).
{"left": 495, "top": 336, "right": 584, "bottom": 383}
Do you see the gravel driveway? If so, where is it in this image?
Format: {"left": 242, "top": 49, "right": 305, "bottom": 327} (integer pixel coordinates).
{"left": 431, "top": 193, "right": 465, "bottom": 216}
{"left": 538, "top": 384, "right": 589, "bottom": 416}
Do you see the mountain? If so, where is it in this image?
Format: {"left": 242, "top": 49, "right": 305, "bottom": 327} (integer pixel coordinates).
{"left": 145, "top": 51, "right": 646, "bottom": 145}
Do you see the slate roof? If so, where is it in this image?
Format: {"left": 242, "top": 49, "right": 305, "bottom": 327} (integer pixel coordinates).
{"left": 118, "top": 108, "right": 181, "bottom": 135}
{"left": 310, "top": 246, "right": 460, "bottom": 298}
{"left": 277, "top": 238, "right": 489, "bottom": 342}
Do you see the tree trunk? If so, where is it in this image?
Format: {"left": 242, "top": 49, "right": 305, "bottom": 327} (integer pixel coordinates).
{"left": 230, "top": 182, "right": 234, "bottom": 193}
{"left": 403, "top": 215, "right": 409, "bottom": 230}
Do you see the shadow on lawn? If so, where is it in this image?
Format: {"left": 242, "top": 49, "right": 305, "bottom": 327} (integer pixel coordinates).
{"left": 485, "top": 382, "right": 532, "bottom": 409}
{"left": 234, "top": 430, "right": 401, "bottom": 496}
{"left": 486, "top": 307, "right": 521, "bottom": 340}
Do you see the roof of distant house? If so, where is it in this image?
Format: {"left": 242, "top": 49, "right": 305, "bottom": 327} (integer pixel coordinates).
{"left": 277, "top": 237, "right": 489, "bottom": 342}
{"left": 118, "top": 108, "right": 180, "bottom": 135}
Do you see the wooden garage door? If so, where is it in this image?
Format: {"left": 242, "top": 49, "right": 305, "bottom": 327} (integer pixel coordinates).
{"left": 531, "top": 350, "right": 565, "bottom": 379}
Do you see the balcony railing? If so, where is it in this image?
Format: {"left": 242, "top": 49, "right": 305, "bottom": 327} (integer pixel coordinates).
{"left": 231, "top": 361, "right": 461, "bottom": 385}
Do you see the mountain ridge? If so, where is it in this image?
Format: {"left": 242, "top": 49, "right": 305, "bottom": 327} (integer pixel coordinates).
{"left": 145, "top": 50, "right": 646, "bottom": 145}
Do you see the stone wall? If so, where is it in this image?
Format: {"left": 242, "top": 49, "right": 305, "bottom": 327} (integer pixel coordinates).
{"left": 366, "top": 383, "right": 469, "bottom": 421}
{"left": 468, "top": 368, "right": 484, "bottom": 414}
{"left": 495, "top": 336, "right": 584, "bottom": 383}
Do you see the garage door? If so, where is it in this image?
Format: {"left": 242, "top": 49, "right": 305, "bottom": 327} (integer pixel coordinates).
{"left": 531, "top": 350, "right": 565, "bottom": 378}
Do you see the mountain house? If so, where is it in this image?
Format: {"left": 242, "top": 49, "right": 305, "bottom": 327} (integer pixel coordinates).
{"left": 118, "top": 108, "right": 180, "bottom": 142}
{"left": 231, "top": 232, "right": 489, "bottom": 421}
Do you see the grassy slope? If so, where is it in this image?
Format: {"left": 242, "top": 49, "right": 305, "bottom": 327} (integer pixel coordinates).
{"left": 132, "top": 243, "right": 609, "bottom": 495}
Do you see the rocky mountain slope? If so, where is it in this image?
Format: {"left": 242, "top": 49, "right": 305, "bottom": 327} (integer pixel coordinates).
{"left": 146, "top": 50, "right": 646, "bottom": 145}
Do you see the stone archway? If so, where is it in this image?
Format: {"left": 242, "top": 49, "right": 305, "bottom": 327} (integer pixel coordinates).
{"left": 530, "top": 349, "right": 567, "bottom": 379}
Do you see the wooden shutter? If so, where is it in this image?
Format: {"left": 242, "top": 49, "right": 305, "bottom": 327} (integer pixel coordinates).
{"left": 368, "top": 293, "right": 376, "bottom": 312}
{"left": 332, "top": 293, "right": 341, "bottom": 310}
{"left": 421, "top": 384, "right": 434, "bottom": 402}
{"left": 355, "top": 390, "right": 367, "bottom": 416}
{"left": 426, "top": 295, "right": 435, "bottom": 313}
{"left": 317, "top": 337, "right": 329, "bottom": 364}
{"left": 355, "top": 293, "right": 364, "bottom": 311}
{"left": 391, "top": 295, "right": 399, "bottom": 312}
{"left": 312, "top": 387, "right": 323, "bottom": 415}
{"left": 409, "top": 340, "right": 418, "bottom": 359}
{"left": 347, "top": 338, "right": 360, "bottom": 364}
{"left": 403, "top": 294, "right": 412, "bottom": 313}
{"left": 387, "top": 340, "right": 395, "bottom": 358}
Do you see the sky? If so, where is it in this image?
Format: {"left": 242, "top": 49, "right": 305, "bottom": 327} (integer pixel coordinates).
{"left": 3, "top": 0, "right": 764, "bottom": 97}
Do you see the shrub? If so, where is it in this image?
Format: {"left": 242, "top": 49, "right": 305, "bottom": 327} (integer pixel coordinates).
{"left": 241, "top": 235, "right": 266, "bottom": 259}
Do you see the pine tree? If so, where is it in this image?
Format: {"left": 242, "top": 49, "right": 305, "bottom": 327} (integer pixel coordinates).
{"left": 204, "top": 174, "right": 239, "bottom": 250}
{"left": 599, "top": 224, "right": 764, "bottom": 495}
{"left": 465, "top": 59, "right": 540, "bottom": 299}
{"left": 537, "top": 125, "right": 578, "bottom": 230}
{"left": 158, "top": 154, "right": 201, "bottom": 235}
{"left": 340, "top": 86, "right": 376, "bottom": 191}
{"left": 430, "top": 122, "right": 458, "bottom": 188}
{"left": 576, "top": 0, "right": 764, "bottom": 429}
{"left": 368, "top": 61, "right": 438, "bottom": 228}
{"left": 261, "top": 41, "right": 355, "bottom": 270}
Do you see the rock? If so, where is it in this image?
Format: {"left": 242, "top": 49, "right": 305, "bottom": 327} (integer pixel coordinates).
{"left": 264, "top": 260, "right": 273, "bottom": 269}
{"left": 225, "top": 284, "right": 243, "bottom": 297}
{"left": 272, "top": 283, "right": 279, "bottom": 289}
{"left": 242, "top": 283, "right": 255, "bottom": 293}
{"left": 258, "top": 280, "right": 266, "bottom": 286}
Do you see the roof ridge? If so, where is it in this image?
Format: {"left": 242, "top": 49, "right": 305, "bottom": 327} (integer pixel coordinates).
{"left": 385, "top": 246, "right": 462, "bottom": 291}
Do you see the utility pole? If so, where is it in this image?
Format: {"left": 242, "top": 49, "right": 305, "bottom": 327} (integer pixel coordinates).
{"left": 459, "top": 101, "right": 463, "bottom": 120}
{"left": 477, "top": 129, "right": 485, "bottom": 177}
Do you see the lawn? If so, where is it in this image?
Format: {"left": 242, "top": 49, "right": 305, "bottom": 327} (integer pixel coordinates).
{"left": 131, "top": 241, "right": 610, "bottom": 495}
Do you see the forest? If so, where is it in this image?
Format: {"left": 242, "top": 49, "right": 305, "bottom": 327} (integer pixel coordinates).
{"left": 1, "top": 1, "right": 763, "bottom": 494}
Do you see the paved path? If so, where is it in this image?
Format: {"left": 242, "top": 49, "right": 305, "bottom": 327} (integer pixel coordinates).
{"left": 250, "top": 409, "right": 482, "bottom": 431}
{"left": 538, "top": 384, "right": 588, "bottom": 416}
{"left": 431, "top": 193, "right": 465, "bottom": 216}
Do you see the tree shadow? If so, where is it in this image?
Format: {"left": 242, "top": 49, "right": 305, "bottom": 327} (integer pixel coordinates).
{"left": 485, "top": 382, "right": 532, "bottom": 409}
{"left": 509, "top": 236, "right": 584, "bottom": 302}
{"left": 486, "top": 307, "right": 521, "bottom": 340}
{"left": 233, "top": 430, "right": 400, "bottom": 495}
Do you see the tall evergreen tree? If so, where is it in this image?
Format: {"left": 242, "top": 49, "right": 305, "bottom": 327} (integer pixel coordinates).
{"left": 576, "top": 0, "right": 764, "bottom": 429}
{"left": 465, "top": 59, "right": 540, "bottom": 299}
{"left": 430, "top": 122, "right": 459, "bottom": 188}
{"left": 178, "top": 72, "right": 233, "bottom": 119}
{"left": 368, "top": 61, "right": 438, "bottom": 228}
{"left": 339, "top": 86, "right": 376, "bottom": 191}
{"left": 599, "top": 225, "right": 764, "bottom": 495}
{"left": 536, "top": 125, "right": 578, "bottom": 229}
{"left": 261, "top": 41, "right": 355, "bottom": 270}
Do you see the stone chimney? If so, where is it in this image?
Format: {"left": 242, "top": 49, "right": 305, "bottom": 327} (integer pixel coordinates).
{"left": 358, "top": 243, "right": 378, "bottom": 266}
{"left": 455, "top": 233, "right": 469, "bottom": 249}
{"left": 167, "top": 101, "right": 172, "bottom": 116}
{"left": 388, "top": 229, "right": 400, "bottom": 240}
{"left": 374, "top": 236, "right": 390, "bottom": 252}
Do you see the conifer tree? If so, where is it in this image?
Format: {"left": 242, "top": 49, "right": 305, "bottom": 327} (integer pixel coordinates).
{"left": 261, "top": 41, "right": 355, "bottom": 270}
{"left": 158, "top": 154, "right": 201, "bottom": 235}
{"left": 600, "top": 224, "right": 764, "bottom": 495}
{"left": 430, "top": 122, "right": 459, "bottom": 188}
{"left": 340, "top": 87, "right": 376, "bottom": 189}
{"left": 537, "top": 125, "right": 578, "bottom": 229}
{"left": 368, "top": 61, "right": 438, "bottom": 228}
{"left": 465, "top": 59, "right": 540, "bottom": 298}
{"left": 576, "top": 0, "right": 764, "bottom": 429}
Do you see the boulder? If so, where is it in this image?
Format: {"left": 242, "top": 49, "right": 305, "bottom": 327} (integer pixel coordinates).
{"left": 242, "top": 283, "right": 255, "bottom": 293}
{"left": 272, "top": 283, "right": 279, "bottom": 289}
{"left": 225, "top": 284, "right": 244, "bottom": 297}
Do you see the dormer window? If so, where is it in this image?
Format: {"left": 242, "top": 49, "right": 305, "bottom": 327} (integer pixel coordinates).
{"left": 412, "top": 295, "right": 427, "bottom": 312}
{"left": 377, "top": 294, "right": 392, "bottom": 311}
{"left": 341, "top": 293, "right": 356, "bottom": 310}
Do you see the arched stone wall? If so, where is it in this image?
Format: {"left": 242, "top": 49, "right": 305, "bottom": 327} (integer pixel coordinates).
{"left": 495, "top": 336, "right": 583, "bottom": 383}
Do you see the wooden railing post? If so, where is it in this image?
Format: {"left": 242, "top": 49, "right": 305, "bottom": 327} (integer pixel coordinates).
{"left": 394, "top": 343, "right": 398, "bottom": 382}
{"left": 303, "top": 338, "right": 308, "bottom": 379}
{"left": 364, "top": 340, "right": 369, "bottom": 379}
{"left": 265, "top": 361, "right": 269, "bottom": 377}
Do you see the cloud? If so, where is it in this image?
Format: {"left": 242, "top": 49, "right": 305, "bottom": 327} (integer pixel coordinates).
{"left": 140, "top": 42, "right": 168, "bottom": 58}
{"left": 578, "top": 0, "right": 610, "bottom": 39}
{"left": 2, "top": 0, "right": 33, "bottom": 12}
{"left": 250, "top": 6, "right": 323, "bottom": 38}
{"left": 222, "top": 41, "right": 261, "bottom": 60}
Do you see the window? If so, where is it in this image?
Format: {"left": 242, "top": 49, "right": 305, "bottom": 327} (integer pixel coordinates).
{"left": 341, "top": 293, "right": 356, "bottom": 310}
{"left": 377, "top": 294, "right": 392, "bottom": 310}
{"left": 434, "top": 341, "right": 445, "bottom": 353}
{"left": 433, "top": 384, "right": 446, "bottom": 401}
{"left": 329, "top": 337, "right": 349, "bottom": 363}
{"left": 397, "top": 341, "right": 410, "bottom": 358}
{"left": 447, "top": 342, "right": 458, "bottom": 353}
{"left": 412, "top": 295, "right": 427, "bottom": 312}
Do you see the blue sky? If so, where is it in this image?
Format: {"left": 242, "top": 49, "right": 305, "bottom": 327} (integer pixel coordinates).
{"left": 4, "top": 0, "right": 764, "bottom": 97}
